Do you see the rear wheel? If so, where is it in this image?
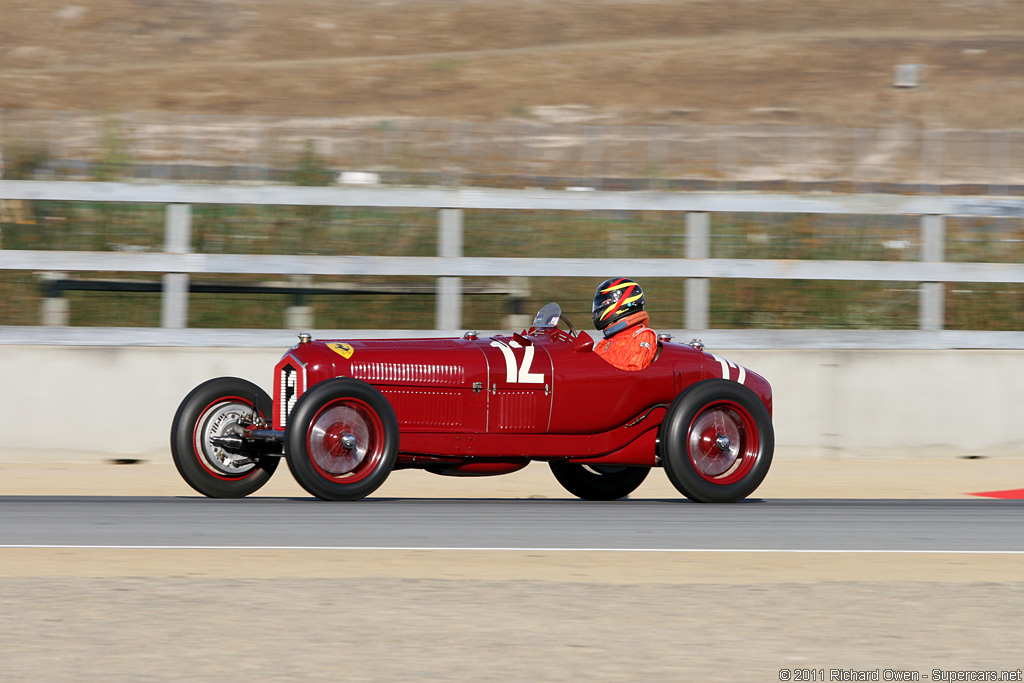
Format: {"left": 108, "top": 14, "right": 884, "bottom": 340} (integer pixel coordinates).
{"left": 285, "top": 378, "right": 398, "bottom": 501}
{"left": 171, "top": 377, "right": 278, "bottom": 498}
{"left": 549, "top": 462, "right": 650, "bottom": 501}
{"left": 659, "top": 379, "right": 774, "bottom": 503}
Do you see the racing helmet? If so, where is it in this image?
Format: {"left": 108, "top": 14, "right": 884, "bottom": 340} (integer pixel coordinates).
{"left": 592, "top": 278, "right": 645, "bottom": 331}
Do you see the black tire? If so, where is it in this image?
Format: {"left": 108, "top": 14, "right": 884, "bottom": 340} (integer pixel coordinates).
{"left": 659, "top": 379, "right": 774, "bottom": 503}
{"left": 171, "top": 377, "right": 278, "bottom": 498}
{"left": 549, "top": 462, "right": 650, "bottom": 501}
{"left": 285, "top": 378, "right": 399, "bottom": 501}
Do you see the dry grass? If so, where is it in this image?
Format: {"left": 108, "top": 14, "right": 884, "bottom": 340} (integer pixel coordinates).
{"left": 2, "top": 0, "right": 1024, "bottom": 129}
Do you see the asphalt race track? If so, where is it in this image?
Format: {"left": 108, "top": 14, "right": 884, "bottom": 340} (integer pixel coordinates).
{"left": 3, "top": 489, "right": 1023, "bottom": 681}
{"left": 1, "top": 496, "right": 1021, "bottom": 552}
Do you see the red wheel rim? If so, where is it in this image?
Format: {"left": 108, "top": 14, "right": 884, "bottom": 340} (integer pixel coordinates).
{"left": 193, "top": 396, "right": 257, "bottom": 481}
{"left": 687, "top": 400, "right": 760, "bottom": 485}
{"left": 306, "top": 398, "right": 386, "bottom": 484}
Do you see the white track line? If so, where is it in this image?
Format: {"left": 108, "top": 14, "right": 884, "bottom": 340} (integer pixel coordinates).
{"left": 2, "top": 545, "right": 1024, "bottom": 554}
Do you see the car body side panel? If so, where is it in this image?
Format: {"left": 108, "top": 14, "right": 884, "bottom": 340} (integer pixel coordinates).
{"left": 275, "top": 338, "right": 489, "bottom": 433}
{"left": 399, "top": 419, "right": 662, "bottom": 465}
{"left": 542, "top": 329, "right": 705, "bottom": 434}
{"left": 698, "top": 349, "right": 774, "bottom": 418}
{"left": 272, "top": 331, "right": 773, "bottom": 466}
{"left": 477, "top": 334, "right": 554, "bottom": 433}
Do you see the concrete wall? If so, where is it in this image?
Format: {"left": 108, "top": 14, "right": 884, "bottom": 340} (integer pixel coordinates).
{"left": 723, "top": 349, "right": 1024, "bottom": 460}
{"left": 2, "top": 345, "right": 1022, "bottom": 462}
{"left": 1, "top": 346, "right": 283, "bottom": 462}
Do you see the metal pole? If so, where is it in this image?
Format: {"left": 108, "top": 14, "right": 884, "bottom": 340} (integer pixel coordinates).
{"left": 162, "top": 203, "right": 192, "bottom": 329}
{"left": 685, "top": 212, "right": 710, "bottom": 330}
{"left": 436, "top": 208, "right": 463, "bottom": 330}
{"left": 919, "top": 214, "right": 945, "bottom": 331}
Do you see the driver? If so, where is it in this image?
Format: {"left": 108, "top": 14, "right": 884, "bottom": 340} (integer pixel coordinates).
{"left": 592, "top": 278, "right": 657, "bottom": 371}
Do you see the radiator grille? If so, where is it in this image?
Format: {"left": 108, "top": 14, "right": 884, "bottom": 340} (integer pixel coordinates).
{"left": 279, "top": 363, "right": 299, "bottom": 428}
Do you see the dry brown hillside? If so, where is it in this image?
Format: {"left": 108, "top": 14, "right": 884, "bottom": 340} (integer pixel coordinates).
{"left": 2, "top": 0, "right": 1024, "bottom": 130}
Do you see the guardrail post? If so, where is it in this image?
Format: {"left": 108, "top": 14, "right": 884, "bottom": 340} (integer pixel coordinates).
{"left": 920, "top": 214, "right": 945, "bottom": 331}
{"left": 162, "top": 203, "right": 191, "bottom": 329}
{"left": 437, "top": 208, "right": 462, "bottom": 330}
{"left": 40, "top": 271, "right": 69, "bottom": 326}
{"left": 685, "top": 212, "right": 710, "bottom": 330}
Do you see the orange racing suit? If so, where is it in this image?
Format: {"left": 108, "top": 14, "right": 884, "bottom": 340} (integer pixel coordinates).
{"left": 594, "top": 314, "right": 657, "bottom": 371}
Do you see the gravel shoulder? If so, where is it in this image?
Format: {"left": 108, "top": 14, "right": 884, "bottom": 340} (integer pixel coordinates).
{"left": 2, "top": 457, "right": 1022, "bottom": 681}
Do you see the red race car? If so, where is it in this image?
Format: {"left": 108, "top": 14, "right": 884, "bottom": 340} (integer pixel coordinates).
{"left": 171, "top": 303, "right": 774, "bottom": 503}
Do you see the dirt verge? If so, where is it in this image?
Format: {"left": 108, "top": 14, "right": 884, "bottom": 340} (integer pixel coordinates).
{"left": 3, "top": 1, "right": 1024, "bottom": 129}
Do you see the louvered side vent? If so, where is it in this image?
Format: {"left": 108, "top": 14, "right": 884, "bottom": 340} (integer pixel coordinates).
{"left": 349, "top": 362, "right": 465, "bottom": 386}
{"left": 383, "top": 389, "right": 464, "bottom": 428}
{"left": 358, "top": 339, "right": 463, "bottom": 349}
{"left": 496, "top": 390, "right": 538, "bottom": 431}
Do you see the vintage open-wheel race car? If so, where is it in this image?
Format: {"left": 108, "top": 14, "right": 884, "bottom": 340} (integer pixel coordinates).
{"left": 171, "top": 303, "right": 774, "bottom": 503}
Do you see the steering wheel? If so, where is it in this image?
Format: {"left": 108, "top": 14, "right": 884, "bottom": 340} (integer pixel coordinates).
{"left": 557, "top": 314, "right": 578, "bottom": 338}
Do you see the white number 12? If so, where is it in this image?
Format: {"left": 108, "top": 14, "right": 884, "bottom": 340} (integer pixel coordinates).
{"left": 490, "top": 340, "right": 544, "bottom": 384}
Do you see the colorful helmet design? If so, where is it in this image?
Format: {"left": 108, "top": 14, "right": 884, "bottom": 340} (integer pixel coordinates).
{"left": 592, "top": 278, "right": 645, "bottom": 331}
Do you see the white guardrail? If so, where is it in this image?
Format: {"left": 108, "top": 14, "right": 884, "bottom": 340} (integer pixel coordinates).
{"left": 2, "top": 180, "right": 1024, "bottom": 349}
{"left": 3, "top": 181, "right": 1024, "bottom": 460}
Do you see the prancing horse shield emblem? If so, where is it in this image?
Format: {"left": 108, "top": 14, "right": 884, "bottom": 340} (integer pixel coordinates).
{"left": 327, "top": 342, "right": 355, "bottom": 359}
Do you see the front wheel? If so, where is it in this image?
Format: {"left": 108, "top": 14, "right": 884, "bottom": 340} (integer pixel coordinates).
{"left": 549, "top": 462, "right": 650, "bottom": 501}
{"left": 171, "top": 377, "right": 278, "bottom": 498}
{"left": 659, "top": 379, "right": 774, "bottom": 503}
{"left": 285, "top": 378, "right": 399, "bottom": 501}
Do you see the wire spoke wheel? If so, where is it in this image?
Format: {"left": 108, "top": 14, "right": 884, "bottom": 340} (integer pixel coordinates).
{"left": 660, "top": 379, "right": 774, "bottom": 503}
{"left": 687, "top": 402, "right": 757, "bottom": 484}
{"left": 195, "top": 400, "right": 258, "bottom": 478}
{"left": 307, "top": 401, "right": 385, "bottom": 482}
{"left": 171, "top": 377, "right": 278, "bottom": 498}
{"left": 285, "top": 378, "right": 398, "bottom": 501}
